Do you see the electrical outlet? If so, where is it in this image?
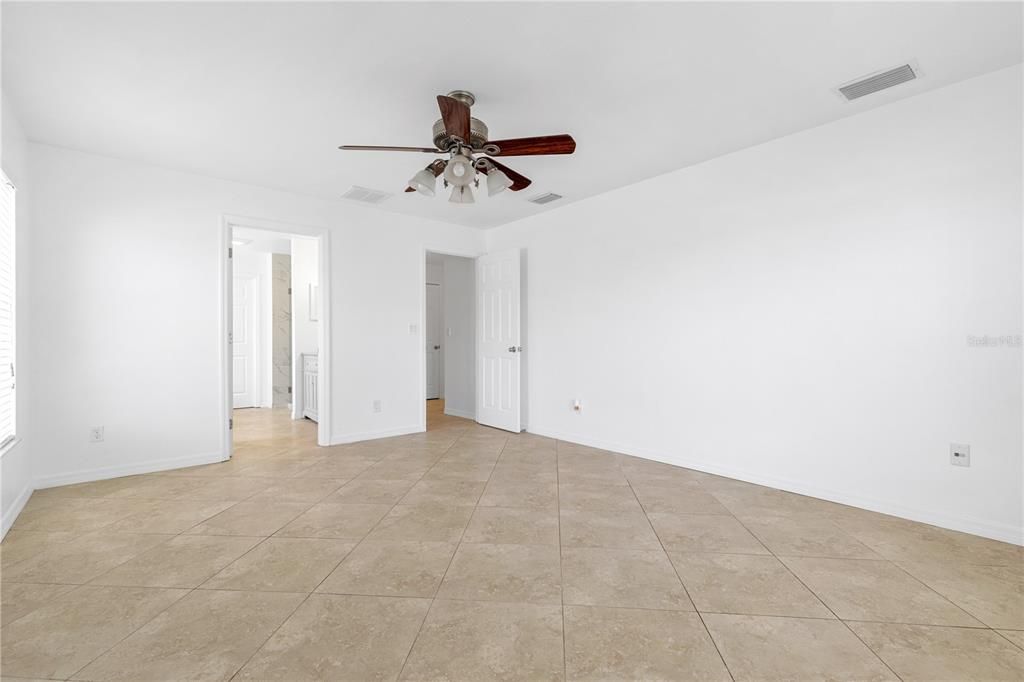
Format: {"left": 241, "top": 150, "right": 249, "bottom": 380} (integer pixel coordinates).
{"left": 89, "top": 426, "right": 104, "bottom": 443}
{"left": 373, "top": 400, "right": 382, "bottom": 413}
{"left": 950, "top": 443, "right": 970, "bottom": 467}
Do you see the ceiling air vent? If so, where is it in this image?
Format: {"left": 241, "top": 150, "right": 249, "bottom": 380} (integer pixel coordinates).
{"left": 341, "top": 186, "right": 392, "bottom": 204}
{"left": 528, "top": 192, "right": 563, "bottom": 205}
{"left": 837, "top": 64, "right": 917, "bottom": 101}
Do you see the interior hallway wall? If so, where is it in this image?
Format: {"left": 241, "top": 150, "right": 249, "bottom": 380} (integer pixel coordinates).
{"left": 486, "top": 65, "right": 1023, "bottom": 544}
{"left": 25, "top": 142, "right": 484, "bottom": 489}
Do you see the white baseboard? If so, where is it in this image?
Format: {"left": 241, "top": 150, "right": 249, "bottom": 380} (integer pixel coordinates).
{"left": 1, "top": 483, "right": 33, "bottom": 539}
{"left": 443, "top": 407, "right": 475, "bottom": 420}
{"left": 331, "top": 425, "right": 423, "bottom": 445}
{"left": 530, "top": 426, "right": 1023, "bottom": 546}
{"left": 33, "top": 451, "right": 228, "bottom": 491}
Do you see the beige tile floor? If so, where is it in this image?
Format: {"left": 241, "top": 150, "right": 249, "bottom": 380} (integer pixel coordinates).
{"left": 2, "top": 401, "right": 1023, "bottom": 680}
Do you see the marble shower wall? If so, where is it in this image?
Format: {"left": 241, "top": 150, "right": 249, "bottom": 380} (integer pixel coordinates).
{"left": 272, "top": 253, "right": 292, "bottom": 408}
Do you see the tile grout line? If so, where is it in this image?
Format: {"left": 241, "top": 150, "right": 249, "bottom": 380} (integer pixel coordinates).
{"left": 994, "top": 629, "right": 1024, "bottom": 652}
{"left": 9, "top": 412, "right": 1020, "bottom": 679}
{"left": 224, "top": 590, "right": 314, "bottom": 682}
{"left": 40, "top": 420, "right": 389, "bottom": 680}
{"left": 623, "top": 470, "right": 736, "bottom": 682}
{"left": 707, "top": 482, "right": 1013, "bottom": 669}
{"left": 885, "top": 559, "right": 995, "bottom": 627}
{"left": 62, "top": 434, "right": 336, "bottom": 680}
{"left": 54, "top": 494, "right": 300, "bottom": 678}
{"left": 232, "top": 419, "right": 471, "bottom": 680}
{"left": 394, "top": 421, "right": 500, "bottom": 680}
{"left": 727, "top": 514, "right": 905, "bottom": 681}
{"left": 0, "top": 437, "right": 328, "bottom": 648}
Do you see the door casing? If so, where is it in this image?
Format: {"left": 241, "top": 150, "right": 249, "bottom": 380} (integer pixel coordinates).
{"left": 221, "top": 215, "right": 332, "bottom": 457}
{"left": 420, "top": 247, "right": 484, "bottom": 431}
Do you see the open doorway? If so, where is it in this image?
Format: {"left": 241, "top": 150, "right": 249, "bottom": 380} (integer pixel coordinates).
{"left": 222, "top": 216, "right": 331, "bottom": 455}
{"left": 424, "top": 251, "right": 476, "bottom": 425}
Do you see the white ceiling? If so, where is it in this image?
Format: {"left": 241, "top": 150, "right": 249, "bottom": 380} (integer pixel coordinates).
{"left": 3, "top": 2, "right": 1021, "bottom": 229}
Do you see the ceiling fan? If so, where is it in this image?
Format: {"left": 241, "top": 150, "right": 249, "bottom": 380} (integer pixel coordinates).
{"left": 339, "top": 90, "right": 576, "bottom": 204}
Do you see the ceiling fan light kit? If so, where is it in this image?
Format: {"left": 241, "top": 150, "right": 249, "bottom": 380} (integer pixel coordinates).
{"left": 340, "top": 90, "right": 576, "bottom": 206}
{"left": 408, "top": 167, "right": 438, "bottom": 196}
{"left": 449, "top": 185, "right": 475, "bottom": 204}
{"left": 443, "top": 154, "right": 475, "bottom": 187}
{"left": 486, "top": 167, "right": 513, "bottom": 196}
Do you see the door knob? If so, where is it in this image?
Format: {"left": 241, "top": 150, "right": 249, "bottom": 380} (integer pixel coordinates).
{"left": 508, "top": 346, "right": 520, "bottom": 353}
{"left": 434, "top": 345, "right": 440, "bottom": 350}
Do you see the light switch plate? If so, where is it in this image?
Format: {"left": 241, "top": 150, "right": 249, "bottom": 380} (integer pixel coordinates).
{"left": 950, "top": 443, "right": 970, "bottom": 467}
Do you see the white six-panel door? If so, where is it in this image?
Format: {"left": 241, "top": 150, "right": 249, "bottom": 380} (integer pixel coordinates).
{"left": 232, "top": 274, "right": 260, "bottom": 408}
{"left": 425, "top": 283, "right": 441, "bottom": 400}
{"left": 476, "top": 248, "right": 521, "bottom": 432}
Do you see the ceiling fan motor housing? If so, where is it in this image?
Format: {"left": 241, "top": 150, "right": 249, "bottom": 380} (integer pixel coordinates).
{"left": 433, "top": 117, "right": 489, "bottom": 150}
{"left": 339, "top": 88, "right": 573, "bottom": 198}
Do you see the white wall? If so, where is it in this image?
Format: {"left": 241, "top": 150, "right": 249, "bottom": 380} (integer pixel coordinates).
{"left": 487, "top": 65, "right": 1023, "bottom": 544}
{"left": 0, "top": 94, "right": 34, "bottom": 536}
{"left": 27, "top": 143, "right": 483, "bottom": 486}
{"left": 442, "top": 255, "right": 475, "bottom": 419}
{"left": 291, "top": 236, "right": 318, "bottom": 418}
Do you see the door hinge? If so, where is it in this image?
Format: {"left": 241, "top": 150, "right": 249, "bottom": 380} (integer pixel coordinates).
{"left": 288, "top": 287, "right": 292, "bottom": 295}
{"left": 228, "top": 331, "right": 233, "bottom": 344}
{"left": 288, "top": 386, "right": 292, "bottom": 394}
{"left": 229, "top": 418, "right": 233, "bottom": 430}
{"left": 228, "top": 247, "right": 233, "bottom": 258}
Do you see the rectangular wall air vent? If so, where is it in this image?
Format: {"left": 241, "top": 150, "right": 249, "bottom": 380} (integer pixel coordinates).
{"left": 342, "top": 186, "right": 392, "bottom": 204}
{"left": 528, "top": 192, "right": 563, "bottom": 205}
{"left": 837, "top": 64, "right": 917, "bottom": 101}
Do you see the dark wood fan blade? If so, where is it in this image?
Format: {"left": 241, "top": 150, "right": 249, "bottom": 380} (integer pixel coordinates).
{"left": 437, "top": 95, "right": 471, "bottom": 143}
{"left": 478, "top": 157, "right": 532, "bottom": 191}
{"left": 485, "top": 134, "right": 576, "bottom": 156}
{"left": 339, "top": 145, "right": 442, "bottom": 153}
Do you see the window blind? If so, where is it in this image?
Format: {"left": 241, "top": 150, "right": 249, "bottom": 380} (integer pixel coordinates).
{"left": 0, "top": 173, "right": 16, "bottom": 447}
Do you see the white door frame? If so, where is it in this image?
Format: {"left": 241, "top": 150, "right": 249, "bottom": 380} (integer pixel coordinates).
{"left": 221, "top": 214, "right": 332, "bottom": 455}
{"left": 419, "top": 246, "right": 482, "bottom": 432}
